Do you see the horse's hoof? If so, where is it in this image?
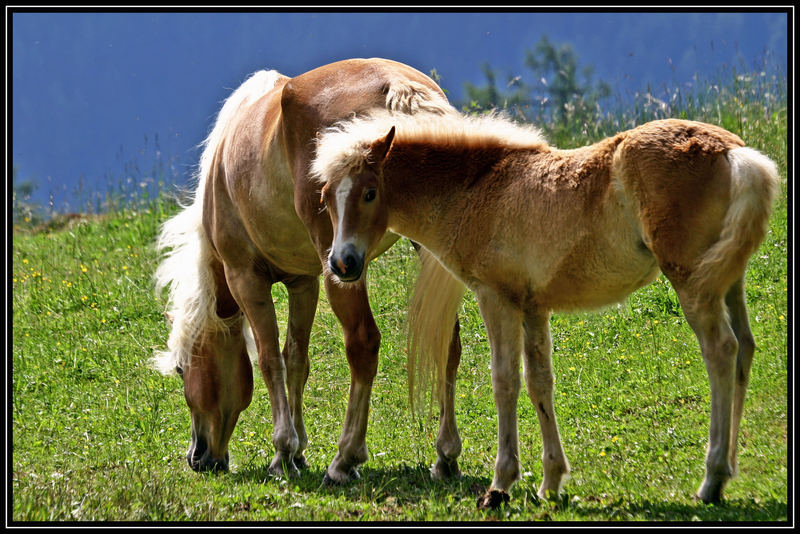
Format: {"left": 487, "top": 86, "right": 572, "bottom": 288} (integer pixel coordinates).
{"left": 293, "top": 454, "right": 309, "bottom": 471}
{"left": 695, "top": 492, "right": 724, "bottom": 505}
{"left": 695, "top": 478, "right": 726, "bottom": 504}
{"left": 477, "top": 490, "right": 510, "bottom": 510}
{"left": 322, "top": 470, "right": 343, "bottom": 486}
{"left": 537, "top": 487, "right": 561, "bottom": 502}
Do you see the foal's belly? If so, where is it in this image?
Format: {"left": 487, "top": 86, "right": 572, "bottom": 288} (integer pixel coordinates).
{"left": 536, "top": 236, "right": 661, "bottom": 312}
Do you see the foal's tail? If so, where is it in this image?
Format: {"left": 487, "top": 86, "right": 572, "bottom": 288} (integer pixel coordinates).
{"left": 153, "top": 70, "right": 285, "bottom": 374}
{"left": 689, "top": 146, "right": 780, "bottom": 296}
{"left": 407, "top": 247, "right": 466, "bottom": 412}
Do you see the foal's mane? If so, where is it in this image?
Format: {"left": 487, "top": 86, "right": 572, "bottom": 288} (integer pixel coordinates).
{"left": 311, "top": 110, "right": 548, "bottom": 185}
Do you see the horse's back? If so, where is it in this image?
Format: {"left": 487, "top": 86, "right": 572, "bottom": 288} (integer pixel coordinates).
{"left": 281, "top": 58, "right": 447, "bottom": 125}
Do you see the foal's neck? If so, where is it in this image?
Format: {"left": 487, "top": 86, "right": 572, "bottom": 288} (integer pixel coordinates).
{"left": 382, "top": 140, "right": 524, "bottom": 250}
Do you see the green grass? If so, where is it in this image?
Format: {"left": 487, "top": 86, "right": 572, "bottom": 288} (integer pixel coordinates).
{"left": 11, "top": 70, "right": 788, "bottom": 523}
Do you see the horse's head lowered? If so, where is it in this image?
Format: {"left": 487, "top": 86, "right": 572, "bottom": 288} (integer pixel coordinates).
{"left": 319, "top": 126, "right": 395, "bottom": 282}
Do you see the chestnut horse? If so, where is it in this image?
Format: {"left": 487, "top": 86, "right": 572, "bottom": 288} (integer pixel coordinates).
{"left": 312, "top": 110, "right": 779, "bottom": 508}
{"left": 154, "top": 59, "right": 465, "bottom": 483}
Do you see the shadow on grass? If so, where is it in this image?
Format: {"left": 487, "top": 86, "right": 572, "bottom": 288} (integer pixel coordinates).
{"left": 227, "top": 462, "right": 787, "bottom": 522}
{"left": 230, "top": 461, "right": 492, "bottom": 505}
{"left": 561, "top": 495, "right": 789, "bottom": 523}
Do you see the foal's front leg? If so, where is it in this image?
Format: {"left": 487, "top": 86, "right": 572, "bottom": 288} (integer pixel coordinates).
{"left": 523, "top": 310, "right": 570, "bottom": 499}
{"left": 475, "top": 289, "right": 524, "bottom": 509}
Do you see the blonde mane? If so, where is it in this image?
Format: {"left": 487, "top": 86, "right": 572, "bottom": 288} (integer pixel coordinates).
{"left": 311, "top": 110, "right": 548, "bottom": 185}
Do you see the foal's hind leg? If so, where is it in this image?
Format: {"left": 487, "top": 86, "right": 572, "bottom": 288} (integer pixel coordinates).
{"left": 523, "top": 310, "right": 570, "bottom": 500}
{"left": 675, "top": 286, "right": 739, "bottom": 503}
{"left": 282, "top": 275, "right": 319, "bottom": 470}
{"left": 725, "top": 277, "right": 756, "bottom": 477}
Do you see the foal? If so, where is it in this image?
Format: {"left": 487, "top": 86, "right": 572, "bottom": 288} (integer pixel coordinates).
{"left": 313, "top": 111, "right": 779, "bottom": 508}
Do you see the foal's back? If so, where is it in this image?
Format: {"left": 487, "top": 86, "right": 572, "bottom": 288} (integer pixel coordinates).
{"left": 451, "top": 119, "right": 754, "bottom": 312}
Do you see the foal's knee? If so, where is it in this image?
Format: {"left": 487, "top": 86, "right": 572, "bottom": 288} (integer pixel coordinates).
{"left": 701, "top": 328, "right": 739, "bottom": 372}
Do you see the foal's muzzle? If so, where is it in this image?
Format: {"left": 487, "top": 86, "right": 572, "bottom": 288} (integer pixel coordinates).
{"left": 329, "top": 243, "right": 365, "bottom": 282}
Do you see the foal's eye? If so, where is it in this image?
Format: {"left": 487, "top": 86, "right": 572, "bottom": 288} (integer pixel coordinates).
{"left": 363, "top": 188, "right": 377, "bottom": 203}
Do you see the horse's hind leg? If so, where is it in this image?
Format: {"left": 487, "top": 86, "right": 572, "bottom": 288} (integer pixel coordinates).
{"left": 675, "top": 286, "right": 739, "bottom": 503}
{"left": 408, "top": 241, "right": 464, "bottom": 481}
{"left": 182, "top": 261, "right": 254, "bottom": 472}
{"left": 522, "top": 310, "right": 570, "bottom": 500}
{"left": 430, "top": 319, "right": 464, "bottom": 480}
{"left": 724, "top": 277, "right": 756, "bottom": 477}
{"left": 282, "top": 275, "right": 320, "bottom": 469}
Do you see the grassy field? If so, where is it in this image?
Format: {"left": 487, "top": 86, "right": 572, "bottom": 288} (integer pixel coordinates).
{"left": 10, "top": 68, "right": 788, "bottom": 523}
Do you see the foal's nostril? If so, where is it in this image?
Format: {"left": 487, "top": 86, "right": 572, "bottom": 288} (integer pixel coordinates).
{"left": 343, "top": 252, "right": 358, "bottom": 273}
{"left": 329, "top": 256, "right": 344, "bottom": 277}
{"left": 329, "top": 245, "right": 364, "bottom": 280}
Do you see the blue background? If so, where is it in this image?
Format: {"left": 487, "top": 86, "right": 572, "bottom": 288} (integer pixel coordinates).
{"left": 10, "top": 10, "right": 789, "bottom": 212}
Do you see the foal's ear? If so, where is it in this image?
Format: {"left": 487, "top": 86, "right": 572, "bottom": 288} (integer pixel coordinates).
{"left": 369, "top": 126, "right": 396, "bottom": 167}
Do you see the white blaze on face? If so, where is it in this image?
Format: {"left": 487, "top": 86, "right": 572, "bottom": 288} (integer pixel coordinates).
{"left": 334, "top": 176, "right": 353, "bottom": 246}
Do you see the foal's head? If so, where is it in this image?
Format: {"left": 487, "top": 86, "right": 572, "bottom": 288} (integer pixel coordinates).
{"left": 319, "top": 126, "right": 395, "bottom": 282}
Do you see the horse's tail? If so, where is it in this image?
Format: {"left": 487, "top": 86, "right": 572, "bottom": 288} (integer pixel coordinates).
{"left": 153, "top": 70, "right": 285, "bottom": 375}
{"left": 407, "top": 247, "right": 466, "bottom": 413}
{"left": 689, "top": 146, "right": 780, "bottom": 296}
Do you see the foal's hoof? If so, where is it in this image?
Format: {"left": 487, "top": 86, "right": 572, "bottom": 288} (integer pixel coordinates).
{"left": 695, "top": 477, "right": 726, "bottom": 504}
{"left": 430, "top": 459, "right": 462, "bottom": 481}
{"left": 268, "top": 455, "right": 301, "bottom": 479}
{"left": 322, "top": 467, "right": 360, "bottom": 486}
{"left": 477, "top": 490, "right": 510, "bottom": 510}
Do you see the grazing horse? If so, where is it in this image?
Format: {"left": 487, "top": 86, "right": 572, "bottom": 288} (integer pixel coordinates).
{"left": 312, "top": 110, "right": 779, "bottom": 508}
{"left": 154, "top": 58, "right": 466, "bottom": 483}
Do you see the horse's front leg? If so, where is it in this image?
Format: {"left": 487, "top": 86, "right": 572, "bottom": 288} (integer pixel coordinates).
{"left": 475, "top": 289, "right": 524, "bottom": 509}
{"left": 322, "top": 275, "right": 380, "bottom": 484}
{"left": 224, "top": 263, "right": 301, "bottom": 478}
{"left": 281, "top": 275, "right": 320, "bottom": 470}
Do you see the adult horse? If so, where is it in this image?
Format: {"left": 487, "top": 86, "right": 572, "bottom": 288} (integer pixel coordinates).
{"left": 312, "top": 110, "right": 779, "bottom": 508}
{"left": 154, "top": 59, "right": 465, "bottom": 484}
